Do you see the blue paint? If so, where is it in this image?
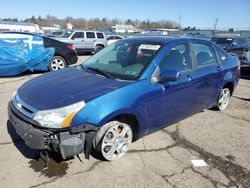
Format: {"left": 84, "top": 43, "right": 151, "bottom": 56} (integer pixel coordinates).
{"left": 17, "top": 37, "right": 240, "bottom": 139}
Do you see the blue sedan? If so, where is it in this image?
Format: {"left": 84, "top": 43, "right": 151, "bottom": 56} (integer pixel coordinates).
{"left": 8, "top": 37, "right": 240, "bottom": 161}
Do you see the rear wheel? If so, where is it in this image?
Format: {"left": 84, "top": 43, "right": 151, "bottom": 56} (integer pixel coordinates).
{"left": 94, "top": 121, "right": 133, "bottom": 161}
{"left": 216, "top": 88, "right": 231, "bottom": 111}
{"left": 48, "top": 56, "right": 67, "bottom": 71}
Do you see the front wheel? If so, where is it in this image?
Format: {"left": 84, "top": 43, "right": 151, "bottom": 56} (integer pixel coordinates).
{"left": 48, "top": 56, "right": 67, "bottom": 71}
{"left": 216, "top": 88, "right": 231, "bottom": 111}
{"left": 95, "top": 45, "right": 104, "bottom": 53}
{"left": 94, "top": 121, "right": 133, "bottom": 161}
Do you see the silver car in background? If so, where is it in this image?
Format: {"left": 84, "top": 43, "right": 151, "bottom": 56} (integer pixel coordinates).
{"left": 107, "top": 35, "right": 124, "bottom": 45}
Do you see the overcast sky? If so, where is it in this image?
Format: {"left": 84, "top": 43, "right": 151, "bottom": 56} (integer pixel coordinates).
{"left": 0, "top": 0, "right": 249, "bottom": 29}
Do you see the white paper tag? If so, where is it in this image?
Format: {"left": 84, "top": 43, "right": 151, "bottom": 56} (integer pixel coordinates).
{"left": 191, "top": 159, "right": 208, "bottom": 167}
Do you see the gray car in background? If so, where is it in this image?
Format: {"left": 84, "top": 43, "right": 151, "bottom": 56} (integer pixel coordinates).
{"left": 55, "top": 30, "right": 107, "bottom": 53}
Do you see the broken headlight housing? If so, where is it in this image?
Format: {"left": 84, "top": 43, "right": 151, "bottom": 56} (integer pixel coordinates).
{"left": 33, "top": 101, "right": 85, "bottom": 129}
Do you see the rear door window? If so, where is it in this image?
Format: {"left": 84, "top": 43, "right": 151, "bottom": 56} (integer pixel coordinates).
{"left": 97, "top": 32, "right": 104, "bottom": 39}
{"left": 86, "top": 32, "right": 95, "bottom": 39}
{"left": 192, "top": 43, "right": 217, "bottom": 67}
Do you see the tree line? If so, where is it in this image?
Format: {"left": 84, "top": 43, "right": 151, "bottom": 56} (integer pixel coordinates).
{"left": 0, "top": 15, "right": 180, "bottom": 30}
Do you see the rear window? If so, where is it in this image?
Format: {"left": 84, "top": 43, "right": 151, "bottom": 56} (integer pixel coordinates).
{"left": 107, "top": 36, "right": 114, "bottom": 40}
{"left": 97, "top": 33, "right": 104, "bottom": 39}
{"left": 233, "top": 38, "right": 248, "bottom": 46}
{"left": 115, "top": 36, "right": 123, "bottom": 40}
{"left": 86, "top": 32, "right": 95, "bottom": 39}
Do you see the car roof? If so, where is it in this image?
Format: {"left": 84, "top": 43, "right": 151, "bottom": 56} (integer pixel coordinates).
{"left": 122, "top": 36, "right": 210, "bottom": 45}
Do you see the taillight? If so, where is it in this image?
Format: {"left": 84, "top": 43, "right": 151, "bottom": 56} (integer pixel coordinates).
{"left": 67, "top": 45, "right": 75, "bottom": 50}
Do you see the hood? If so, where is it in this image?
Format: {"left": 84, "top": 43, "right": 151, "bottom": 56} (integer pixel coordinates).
{"left": 18, "top": 67, "right": 130, "bottom": 110}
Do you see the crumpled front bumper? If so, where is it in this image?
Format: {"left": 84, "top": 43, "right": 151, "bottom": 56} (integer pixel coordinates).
{"left": 8, "top": 101, "right": 98, "bottom": 160}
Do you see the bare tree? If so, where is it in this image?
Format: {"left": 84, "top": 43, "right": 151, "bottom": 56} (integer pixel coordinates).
{"left": 8, "top": 15, "right": 180, "bottom": 30}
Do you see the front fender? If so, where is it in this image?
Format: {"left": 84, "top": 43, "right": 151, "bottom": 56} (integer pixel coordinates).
{"left": 71, "top": 98, "right": 146, "bottom": 131}
{"left": 70, "top": 80, "right": 149, "bottom": 132}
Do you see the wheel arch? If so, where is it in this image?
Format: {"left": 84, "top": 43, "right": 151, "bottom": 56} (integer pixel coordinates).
{"left": 222, "top": 81, "right": 235, "bottom": 96}
{"left": 222, "top": 70, "right": 237, "bottom": 96}
{"left": 53, "top": 53, "right": 68, "bottom": 65}
{"left": 95, "top": 43, "right": 105, "bottom": 48}
{"left": 99, "top": 112, "right": 141, "bottom": 141}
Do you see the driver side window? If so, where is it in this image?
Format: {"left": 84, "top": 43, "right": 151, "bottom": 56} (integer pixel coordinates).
{"left": 72, "top": 32, "right": 84, "bottom": 39}
{"left": 159, "top": 44, "right": 192, "bottom": 73}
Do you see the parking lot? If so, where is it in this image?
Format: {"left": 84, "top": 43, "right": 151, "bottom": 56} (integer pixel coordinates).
{"left": 0, "top": 55, "right": 250, "bottom": 188}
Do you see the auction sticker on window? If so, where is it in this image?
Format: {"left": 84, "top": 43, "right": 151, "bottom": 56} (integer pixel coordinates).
{"left": 139, "top": 44, "right": 161, "bottom": 51}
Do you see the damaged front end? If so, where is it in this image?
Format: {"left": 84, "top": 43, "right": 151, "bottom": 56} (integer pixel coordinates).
{"left": 8, "top": 100, "right": 98, "bottom": 160}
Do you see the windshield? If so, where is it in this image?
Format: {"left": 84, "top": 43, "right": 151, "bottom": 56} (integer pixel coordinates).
{"left": 82, "top": 41, "right": 162, "bottom": 80}
{"left": 60, "top": 31, "right": 73, "bottom": 38}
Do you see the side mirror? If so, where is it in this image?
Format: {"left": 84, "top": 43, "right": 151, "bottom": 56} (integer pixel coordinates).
{"left": 158, "top": 69, "right": 180, "bottom": 82}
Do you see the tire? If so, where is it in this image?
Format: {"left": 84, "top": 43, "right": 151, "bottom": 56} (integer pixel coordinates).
{"left": 215, "top": 88, "right": 231, "bottom": 111}
{"left": 95, "top": 45, "right": 104, "bottom": 53}
{"left": 93, "top": 121, "right": 133, "bottom": 161}
{"left": 48, "top": 56, "right": 67, "bottom": 71}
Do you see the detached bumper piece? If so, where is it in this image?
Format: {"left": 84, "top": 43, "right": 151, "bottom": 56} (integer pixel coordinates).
{"left": 8, "top": 102, "right": 98, "bottom": 160}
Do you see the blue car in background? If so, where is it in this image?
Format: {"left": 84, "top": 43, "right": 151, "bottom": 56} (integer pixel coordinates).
{"left": 8, "top": 37, "right": 240, "bottom": 161}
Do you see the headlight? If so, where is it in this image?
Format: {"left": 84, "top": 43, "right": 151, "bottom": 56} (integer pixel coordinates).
{"left": 33, "top": 101, "right": 85, "bottom": 128}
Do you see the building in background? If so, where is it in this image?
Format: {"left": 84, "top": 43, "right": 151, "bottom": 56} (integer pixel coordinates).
{"left": 41, "top": 26, "right": 61, "bottom": 35}
{"left": 0, "top": 21, "right": 40, "bottom": 33}
{"left": 112, "top": 24, "right": 140, "bottom": 33}
{"left": 66, "top": 23, "right": 73, "bottom": 30}
{"left": 143, "top": 28, "right": 178, "bottom": 36}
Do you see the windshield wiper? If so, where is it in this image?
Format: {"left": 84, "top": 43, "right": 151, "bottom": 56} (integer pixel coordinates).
{"left": 81, "top": 66, "right": 115, "bottom": 79}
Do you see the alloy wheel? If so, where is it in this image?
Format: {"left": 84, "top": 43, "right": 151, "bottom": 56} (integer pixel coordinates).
{"left": 218, "top": 88, "right": 230, "bottom": 111}
{"left": 50, "top": 58, "right": 65, "bottom": 71}
{"left": 101, "top": 122, "right": 132, "bottom": 161}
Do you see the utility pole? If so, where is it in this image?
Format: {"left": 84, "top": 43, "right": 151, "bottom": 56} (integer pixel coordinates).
{"left": 178, "top": 15, "right": 182, "bottom": 30}
{"left": 214, "top": 18, "right": 219, "bottom": 31}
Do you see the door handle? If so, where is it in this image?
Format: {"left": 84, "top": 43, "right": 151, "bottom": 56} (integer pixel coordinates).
{"left": 186, "top": 75, "right": 192, "bottom": 82}
{"left": 93, "top": 40, "right": 96, "bottom": 42}
{"left": 81, "top": 40, "right": 85, "bottom": 42}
